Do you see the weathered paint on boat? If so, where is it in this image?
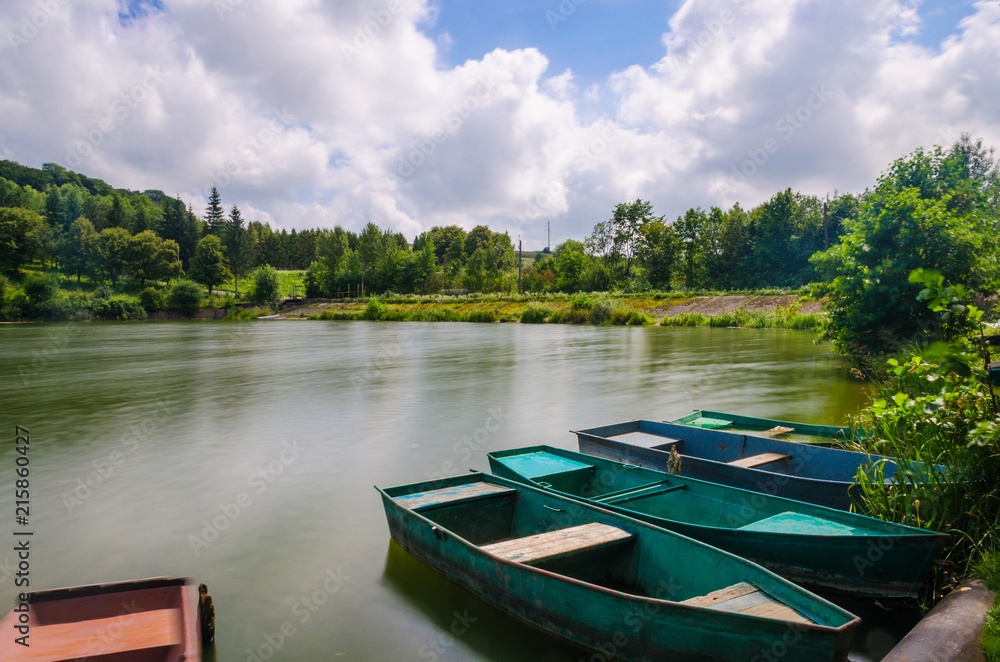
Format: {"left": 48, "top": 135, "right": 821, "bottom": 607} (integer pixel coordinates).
{"left": 670, "top": 409, "right": 865, "bottom": 446}
{"left": 574, "top": 419, "right": 943, "bottom": 511}
{"left": 378, "top": 472, "right": 860, "bottom": 662}
{"left": 0, "top": 577, "right": 201, "bottom": 661}
{"left": 489, "top": 445, "right": 948, "bottom": 598}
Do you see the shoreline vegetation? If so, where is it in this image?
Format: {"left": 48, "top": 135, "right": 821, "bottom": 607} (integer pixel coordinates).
{"left": 292, "top": 292, "right": 823, "bottom": 329}
{"left": 1, "top": 288, "right": 827, "bottom": 331}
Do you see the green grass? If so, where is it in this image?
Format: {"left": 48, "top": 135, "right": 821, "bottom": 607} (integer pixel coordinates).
{"left": 218, "top": 270, "right": 306, "bottom": 299}
{"left": 979, "top": 553, "right": 1000, "bottom": 661}
{"left": 658, "top": 309, "right": 822, "bottom": 330}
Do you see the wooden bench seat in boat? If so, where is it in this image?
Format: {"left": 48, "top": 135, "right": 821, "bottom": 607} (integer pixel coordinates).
{"left": 395, "top": 482, "right": 516, "bottom": 511}
{"left": 681, "top": 582, "right": 813, "bottom": 624}
{"left": 23, "top": 609, "right": 180, "bottom": 662}
{"left": 727, "top": 452, "right": 791, "bottom": 469}
{"left": 481, "top": 523, "right": 633, "bottom": 565}
{"left": 608, "top": 431, "right": 681, "bottom": 450}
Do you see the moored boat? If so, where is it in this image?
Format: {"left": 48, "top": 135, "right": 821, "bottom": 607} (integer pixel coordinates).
{"left": 0, "top": 577, "right": 205, "bottom": 661}
{"left": 670, "top": 409, "right": 864, "bottom": 446}
{"left": 378, "top": 472, "right": 860, "bottom": 662}
{"left": 574, "top": 419, "right": 940, "bottom": 511}
{"left": 489, "top": 445, "right": 948, "bottom": 598}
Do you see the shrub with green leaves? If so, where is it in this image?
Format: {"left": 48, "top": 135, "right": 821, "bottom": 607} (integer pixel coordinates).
{"left": 364, "top": 297, "right": 385, "bottom": 320}
{"left": 23, "top": 272, "right": 60, "bottom": 304}
{"left": 811, "top": 136, "right": 999, "bottom": 364}
{"left": 250, "top": 265, "right": 281, "bottom": 304}
{"left": 140, "top": 287, "right": 165, "bottom": 312}
{"left": 570, "top": 293, "right": 596, "bottom": 310}
{"left": 33, "top": 297, "right": 94, "bottom": 322}
{"left": 167, "top": 280, "right": 204, "bottom": 317}
{"left": 92, "top": 295, "right": 147, "bottom": 320}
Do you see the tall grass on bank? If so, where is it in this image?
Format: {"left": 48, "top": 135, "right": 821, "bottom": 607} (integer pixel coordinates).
{"left": 848, "top": 343, "right": 1000, "bottom": 598}
{"left": 659, "top": 309, "right": 821, "bottom": 330}
{"left": 975, "top": 553, "right": 1000, "bottom": 661}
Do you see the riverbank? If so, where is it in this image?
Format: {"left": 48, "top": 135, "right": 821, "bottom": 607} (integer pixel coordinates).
{"left": 271, "top": 293, "right": 825, "bottom": 329}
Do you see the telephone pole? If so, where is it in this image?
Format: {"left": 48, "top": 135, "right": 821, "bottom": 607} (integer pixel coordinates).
{"left": 546, "top": 221, "right": 550, "bottom": 252}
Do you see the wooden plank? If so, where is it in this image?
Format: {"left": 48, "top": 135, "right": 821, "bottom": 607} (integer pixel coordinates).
{"left": 395, "top": 482, "right": 515, "bottom": 510}
{"left": 728, "top": 452, "right": 791, "bottom": 469}
{"left": 481, "top": 523, "right": 633, "bottom": 565}
{"left": 20, "top": 609, "right": 180, "bottom": 662}
{"left": 681, "top": 582, "right": 758, "bottom": 607}
{"left": 682, "top": 582, "right": 814, "bottom": 624}
{"left": 742, "top": 600, "right": 811, "bottom": 624}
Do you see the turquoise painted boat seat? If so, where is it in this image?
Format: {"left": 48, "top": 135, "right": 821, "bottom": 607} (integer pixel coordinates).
{"left": 497, "top": 452, "right": 595, "bottom": 481}
{"left": 738, "top": 512, "right": 882, "bottom": 536}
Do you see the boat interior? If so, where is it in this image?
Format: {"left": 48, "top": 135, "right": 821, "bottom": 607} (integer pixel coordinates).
{"left": 489, "top": 448, "right": 901, "bottom": 536}
{"left": 386, "top": 476, "right": 828, "bottom": 625}
{"left": 1, "top": 578, "right": 195, "bottom": 661}
{"left": 585, "top": 420, "right": 903, "bottom": 482}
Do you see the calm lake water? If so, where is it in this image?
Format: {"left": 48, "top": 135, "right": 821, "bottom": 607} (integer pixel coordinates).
{"left": 0, "top": 321, "right": 901, "bottom": 661}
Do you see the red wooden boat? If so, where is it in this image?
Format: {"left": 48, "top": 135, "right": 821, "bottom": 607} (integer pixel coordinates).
{"left": 0, "top": 577, "right": 202, "bottom": 661}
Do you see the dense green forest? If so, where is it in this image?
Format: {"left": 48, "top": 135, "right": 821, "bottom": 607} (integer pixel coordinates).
{"left": 0, "top": 159, "right": 855, "bottom": 300}
{"left": 1, "top": 136, "right": 997, "bottom": 360}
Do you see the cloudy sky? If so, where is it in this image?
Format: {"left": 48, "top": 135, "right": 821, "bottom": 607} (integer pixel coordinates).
{"left": 1, "top": 0, "right": 998, "bottom": 247}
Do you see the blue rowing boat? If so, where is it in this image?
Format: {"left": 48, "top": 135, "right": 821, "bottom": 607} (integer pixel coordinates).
{"left": 573, "top": 419, "right": 944, "bottom": 511}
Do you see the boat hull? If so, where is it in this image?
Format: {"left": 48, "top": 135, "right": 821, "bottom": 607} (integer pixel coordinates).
{"left": 379, "top": 474, "right": 859, "bottom": 662}
{"left": 0, "top": 577, "right": 201, "bottom": 661}
{"left": 489, "top": 446, "right": 946, "bottom": 598}
{"left": 670, "top": 409, "right": 863, "bottom": 446}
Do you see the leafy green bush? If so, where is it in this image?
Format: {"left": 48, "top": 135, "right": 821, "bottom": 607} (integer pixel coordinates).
{"left": 140, "top": 287, "right": 165, "bottom": 312}
{"left": 0, "top": 274, "right": 8, "bottom": 303}
{"left": 588, "top": 298, "right": 615, "bottom": 324}
{"left": 364, "top": 298, "right": 385, "bottom": 320}
{"left": 92, "top": 295, "right": 147, "bottom": 320}
{"left": 570, "top": 293, "right": 595, "bottom": 310}
{"left": 520, "top": 304, "right": 551, "bottom": 323}
{"left": 33, "top": 298, "right": 94, "bottom": 322}
{"left": 23, "top": 272, "right": 60, "bottom": 304}
{"left": 167, "top": 280, "right": 204, "bottom": 317}
{"left": 93, "top": 284, "right": 116, "bottom": 300}
{"left": 626, "top": 311, "right": 652, "bottom": 326}
{"left": 811, "top": 137, "right": 998, "bottom": 363}
{"left": 250, "top": 265, "right": 281, "bottom": 304}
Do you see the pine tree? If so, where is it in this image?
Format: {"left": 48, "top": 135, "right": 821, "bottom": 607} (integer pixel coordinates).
{"left": 204, "top": 187, "right": 225, "bottom": 236}
{"left": 225, "top": 205, "right": 252, "bottom": 297}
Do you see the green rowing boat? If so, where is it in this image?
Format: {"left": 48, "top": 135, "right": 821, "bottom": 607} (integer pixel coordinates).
{"left": 378, "top": 472, "right": 860, "bottom": 662}
{"left": 670, "top": 409, "right": 865, "bottom": 446}
{"left": 489, "top": 445, "right": 948, "bottom": 598}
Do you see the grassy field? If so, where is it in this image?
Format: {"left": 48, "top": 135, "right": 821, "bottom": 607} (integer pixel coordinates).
{"left": 218, "top": 270, "right": 306, "bottom": 298}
